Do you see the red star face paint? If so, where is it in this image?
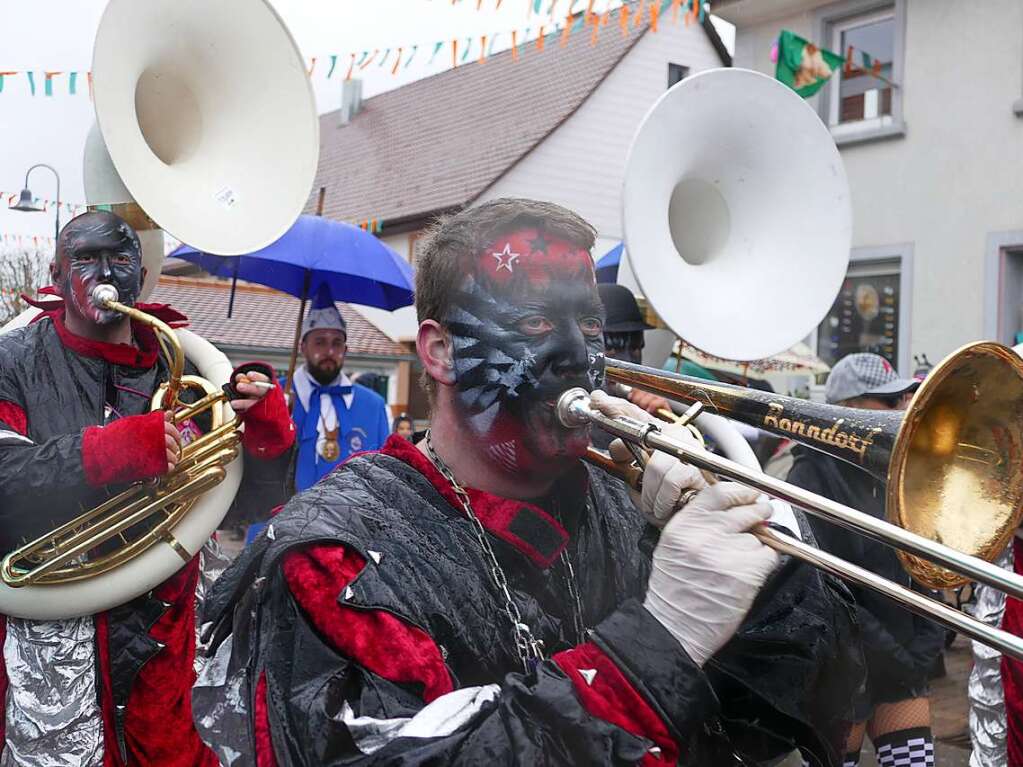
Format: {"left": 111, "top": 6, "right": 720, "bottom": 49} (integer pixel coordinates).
{"left": 446, "top": 228, "right": 606, "bottom": 479}
{"left": 55, "top": 212, "right": 143, "bottom": 327}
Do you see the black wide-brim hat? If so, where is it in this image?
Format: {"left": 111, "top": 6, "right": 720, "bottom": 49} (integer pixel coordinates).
{"left": 598, "top": 283, "right": 654, "bottom": 333}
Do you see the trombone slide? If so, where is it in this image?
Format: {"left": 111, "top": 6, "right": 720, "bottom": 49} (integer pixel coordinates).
{"left": 561, "top": 388, "right": 1023, "bottom": 662}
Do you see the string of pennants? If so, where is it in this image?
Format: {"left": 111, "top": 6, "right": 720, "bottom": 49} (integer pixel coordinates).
{"left": 0, "top": 233, "right": 55, "bottom": 251}
{"left": 0, "top": 0, "right": 708, "bottom": 97}
{"left": 0, "top": 192, "right": 86, "bottom": 216}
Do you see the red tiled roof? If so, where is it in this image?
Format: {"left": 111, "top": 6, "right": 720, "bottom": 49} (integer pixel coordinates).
{"left": 309, "top": 12, "right": 654, "bottom": 226}
{"left": 149, "top": 276, "right": 408, "bottom": 358}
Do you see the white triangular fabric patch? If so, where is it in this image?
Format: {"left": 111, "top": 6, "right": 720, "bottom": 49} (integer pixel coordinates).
{"left": 266, "top": 525, "right": 276, "bottom": 541}
{"left": 578, "top": 668, "right": 597, "bottom": 686}
{"left": 344, "top": 586, "right": 354, "bottom": 600}
{"left": 368, "top": 550, "right": 382, "bottom": 565}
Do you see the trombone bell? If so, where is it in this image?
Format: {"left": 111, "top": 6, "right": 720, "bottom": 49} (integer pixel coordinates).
{"left": 892, "top": 342, "right": 1023, "bottom": 587}
{"left": 603, "top": 341, "right": 1023, "bottom": 590}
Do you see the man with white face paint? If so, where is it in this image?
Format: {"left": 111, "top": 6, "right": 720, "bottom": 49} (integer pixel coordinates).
{"left": 196, "top": 199, "right": 863, "bottom": 766}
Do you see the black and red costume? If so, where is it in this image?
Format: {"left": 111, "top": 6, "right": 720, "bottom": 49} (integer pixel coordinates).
{"left": 0, "top": 305, "right": 294, "bottom": 767}
{"left": 198, "top": 434, "right": 863, "bottom": 766}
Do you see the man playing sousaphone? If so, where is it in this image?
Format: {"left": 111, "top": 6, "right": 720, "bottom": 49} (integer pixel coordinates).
{"left": 0, "top": 211, "right": 295, "bottom": 766}
{"left": 196, "top": 199, "right": 863, "bottom": 766}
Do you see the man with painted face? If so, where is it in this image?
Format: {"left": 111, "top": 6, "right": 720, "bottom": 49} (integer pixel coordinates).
{"left": 0, "top": 211, "right": 295, "bottom": 767}
{"left": 196, "top": 199, "right": 862, "bottom": 766}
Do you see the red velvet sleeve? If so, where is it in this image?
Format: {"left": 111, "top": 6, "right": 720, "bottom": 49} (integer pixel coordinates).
{"left": 553, "top": 643, "right": 679, "bottom": 765}
{"left": 283, "top": 544, "right": 453, "bottom": 702}
{"left": 239, "top": 383, "right": 295, "bottom": 460}
{"left": 81, "top": 410, "right": 168, "bottom": 487}
{"left": 1002, "top": 536, "right": 1023, "bottom": 767}
{"left": 0, "top": 401, "right": 27, "bottom": 436}
{"left": 0, "top": 616, "right": 7, "bottom": 748}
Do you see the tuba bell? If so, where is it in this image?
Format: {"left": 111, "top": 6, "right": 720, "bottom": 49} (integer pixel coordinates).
{"left": 0, "top": 0, "right": 319, "bottom": 619}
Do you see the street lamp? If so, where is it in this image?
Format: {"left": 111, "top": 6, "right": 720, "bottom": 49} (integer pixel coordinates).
{"left": 9, "top": 164, "right": 62, "bottom": 243}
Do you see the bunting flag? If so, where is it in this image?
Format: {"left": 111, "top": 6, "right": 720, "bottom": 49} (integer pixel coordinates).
{"left": 0, "top": 2, "right": 717, "bottom": 98}
{"left": 775, "top": 29, "right": 844, "bottom": 97}
{"left": 0, "top": 233, "right": 55, "bottom": 249}
{"left": 429, "top": 40, "right": 444, "bottom": 64}
{"left": 357, "top": 219, "right": 383, "bottom": 234}
{"left": 0, "top": 193, "right": 85, "bottom": 214}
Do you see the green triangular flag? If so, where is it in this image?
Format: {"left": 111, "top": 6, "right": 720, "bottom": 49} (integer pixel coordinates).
{"left": 775, "top": 29, "right": 844, "bottom": 98}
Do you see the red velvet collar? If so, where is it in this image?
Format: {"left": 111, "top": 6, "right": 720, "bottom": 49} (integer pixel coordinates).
{"left": 380, "top": 434, "right": 574, "bottom": 570}
{"left": 49, "top": 308, "right": 162, "bottom": 369}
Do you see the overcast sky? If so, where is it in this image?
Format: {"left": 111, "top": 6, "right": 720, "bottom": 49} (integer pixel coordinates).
{"left": 0, "top": 0, "right": 732, "bottom": 243}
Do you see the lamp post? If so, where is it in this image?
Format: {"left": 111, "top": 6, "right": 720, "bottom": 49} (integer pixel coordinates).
{"left": 9, "top": 164, "right": 62, "bottom": 243}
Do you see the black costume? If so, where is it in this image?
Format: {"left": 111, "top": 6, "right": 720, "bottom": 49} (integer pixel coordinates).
{"left": 786, "top": 445, "right": 946, "bottom": 719}
{"left": 198, "top": 434, "right": 862, "bottom": 766}
{"left": 0, "top": 308, "right": 294, "bottom": 766}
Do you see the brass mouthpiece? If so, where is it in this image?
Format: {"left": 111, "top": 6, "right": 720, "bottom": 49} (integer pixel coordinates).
{"left": 91, "top": 284, "right": 119, "bottom": 308}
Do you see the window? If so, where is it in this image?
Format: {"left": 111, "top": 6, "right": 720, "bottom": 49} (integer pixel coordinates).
{"left": 983, "top": 232, "right": 1023, "bottom": 345}
{"left": 667, "top": 63, "right": 689, "bottom": 89}
{"left": 816, "top": 0, "right": 906, "bottom": 145}
{"left": 815, "top": 247, "right": 913, "bottom": 373}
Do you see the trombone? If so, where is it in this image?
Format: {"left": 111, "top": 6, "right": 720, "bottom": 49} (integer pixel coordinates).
{"left": 564, "top": 342, "right": 1023, "bottom": 662}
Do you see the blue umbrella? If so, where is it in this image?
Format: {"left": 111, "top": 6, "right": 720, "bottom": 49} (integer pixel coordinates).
{"left": 171, "top": 214, "right": 414, "bottom": 312}
{"left": 172, "top": 214, "right": 415, "bottom": 395}
{"left": 595, "top": 242, "right": 622, "bottom": 284}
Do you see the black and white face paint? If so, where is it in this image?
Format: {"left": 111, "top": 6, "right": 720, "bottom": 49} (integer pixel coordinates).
{"left": 444, "top": 228, "right": 605, "bottom": 478}
{"left": 55, "top": 211, "right": 143, "bottom": 327}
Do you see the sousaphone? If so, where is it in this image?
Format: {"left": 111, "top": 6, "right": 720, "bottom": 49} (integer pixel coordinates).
{"left": 0, "top": 0, "right": 319, "bottom": 619}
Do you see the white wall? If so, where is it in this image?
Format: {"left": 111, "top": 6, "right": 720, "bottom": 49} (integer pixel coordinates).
{"left": 727, "top": 0, "right": 1023, "bottom": 363}
{"left": 361, "top": 231, "right": 419, "bottom": 342}
{"left": 474, "top": 19, "right": 727, "bottom": 243}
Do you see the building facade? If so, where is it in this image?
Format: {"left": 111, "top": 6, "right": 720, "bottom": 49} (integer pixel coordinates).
{"left": 309, "top": 2, "right": 731, "bottom": 388}
{"left": 716, "top": 0, "right": 1023, "bottom": 373}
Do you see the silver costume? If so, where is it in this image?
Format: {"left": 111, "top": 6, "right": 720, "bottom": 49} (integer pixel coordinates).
{"left": 1, "top": 617, "right": 103, "bottom": 767}
{"left": 1, "top": 541, "right": 228, "bottom": 767}
{"left": 967, "top": 543, "right": 1013, "bottom": 767}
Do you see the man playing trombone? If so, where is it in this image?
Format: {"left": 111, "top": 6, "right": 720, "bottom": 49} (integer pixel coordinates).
{"left": 196, "top": 199, "right": 863, "bottom": 766}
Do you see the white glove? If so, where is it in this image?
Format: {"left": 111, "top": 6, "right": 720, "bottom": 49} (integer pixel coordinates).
{"left": 589, "top": 389, "right": 708, "bottom": 529}
{"left": 643, "top": 482, "right": 780, "bottom": 667}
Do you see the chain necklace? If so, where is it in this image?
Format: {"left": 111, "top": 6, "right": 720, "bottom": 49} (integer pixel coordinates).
{"left": 424, "top": 430, "right": 586, "bottom": 673}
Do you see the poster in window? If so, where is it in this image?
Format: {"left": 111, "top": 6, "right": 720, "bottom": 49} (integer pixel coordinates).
{"left": 818, "top": 273, "right": 899, "bottom": 368}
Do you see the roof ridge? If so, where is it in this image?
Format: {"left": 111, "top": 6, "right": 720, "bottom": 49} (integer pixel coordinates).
{"left": 319, "top": 2, "right": 653, "bottom": 121}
